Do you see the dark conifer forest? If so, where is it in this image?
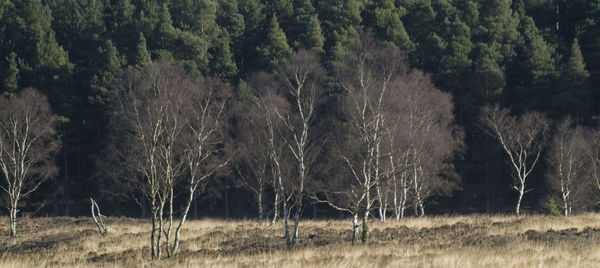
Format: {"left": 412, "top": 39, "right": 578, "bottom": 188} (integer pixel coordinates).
{"left": 0, "top": 0, "right": 599, "bottom": 221}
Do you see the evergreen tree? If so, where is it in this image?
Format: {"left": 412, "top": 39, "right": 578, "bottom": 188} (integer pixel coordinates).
{"left": 210, "top": 31, "right": 238, "bottom": 83}
{"left": 303, "top": 15, "right": 325, "bottom": 54}
{"left": 506, "top": 14, "right": 556, "bottom": 112}
{"left": 134, "top": 1, "right": 161, "bottom": 40}
{"left": 0, "top": 0, "right": 72, "bottom": 90}
{"left": 519, "top": 17, "right": 556, "bottom": 81}
{"left": 134, "top": 32, "right": 152, "bottom": 69}
{"left": 217, "top": 0, "right": 245, "bottom": 40}
{"left": 477, "top": 0, "right": 519, "bottom": 60}
{"left": 364, "top": 0, "right": 414, "bottom": 51}
{"left": 455, "top": 0, "right": 479, "bottom": 27}
{"left": 236, "top": 0, "right": 266, "bottom": 74}
{"left": 169, "top": 0, "right": 218, "bottom": 36}
{"left": 290, "top": 0, "right": 316, "bottom": 47}
{"left": 105, "top": 0, "right": 135, "bottom": 33}
{"left": 266, "top": 0, "right": 294, "bottom": 28}
{"left": 563, "top": 38, "right": 590, "bottom": 87}
{"left": 2, "top": 52, "right": 19, "bottom": 98}
{"left": 437, "top": 17, "right": 473, "bottom": 91}
{"left": 154, "top": 3, "right": 177, "bottom": 50}
{"left": 90, "top": 40, "right": 124, "bottom": 104}
{"left": 258, "top": 15, "right": 292, "bottom": 70}
{"left": 552, "top": 38, "right": 591, "bottom": 117}
{"left": 317, "top": 0, "right": 362, "bottom": 48}
{"left": 473, "top": 44, "right": 505, "bottom": 103}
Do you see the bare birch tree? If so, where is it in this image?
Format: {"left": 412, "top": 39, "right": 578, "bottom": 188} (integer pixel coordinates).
{"left": 171, "top": 77, "right": 231, "bottom": 256}
{"left": 111, "top": 61, "right": 230, "bottom": 259}
{"left": 547, "top": 118, "right": 590, "bottom": 216}
{"left": 235, "top": 113, "right": 271, "bottom": 224}
{"left": 273, "top": 50, "right": 326, "bottom": 248}
{"left": 235, "top": 73, "right": 290, "bottom": 225}
{"left": 586, "top": 128, "right": 600, "bottom": 193}
{"left": 313, "top": 32, "right": 462, "bottom": 244}
{"left": 309, "top": 135, "right": 375, "bottom": 245}
{"left": 335, "top": 31, "right": 408, "bottom": 228}
{"left": 396, "top": 71, "right": 461, "bottom": 217}
{"left": 0, "top": 88, "right": 60, "bottom": 237}
{"left": 480, "top": 105, "right": 550, "bottom": 216}
{"left": 382, "top": 121, "right": 411, "bottom": 219}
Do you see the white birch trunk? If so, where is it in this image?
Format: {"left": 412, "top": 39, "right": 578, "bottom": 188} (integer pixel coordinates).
{"left": 352, "top": 214, "right": 359, "bottom": 245}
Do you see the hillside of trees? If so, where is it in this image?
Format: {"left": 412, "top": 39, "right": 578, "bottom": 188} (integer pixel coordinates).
{"left": 0, "top": 0, "right": 599, "bottom": 225}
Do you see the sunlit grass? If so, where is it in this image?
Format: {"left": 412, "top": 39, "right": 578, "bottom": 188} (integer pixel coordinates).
{"left": 0, "top": 214, "right": 599, "bottom": 267}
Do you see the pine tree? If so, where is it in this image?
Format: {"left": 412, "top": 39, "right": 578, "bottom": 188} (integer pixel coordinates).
{"left": 290, "top": 0, "right": 316, "bottom": 47}
{"left": 266, "top": 0, "right": 294, "bottom": 28}
{"left": 134, "top": 32, "right": 152, "bottom": 69}
{"left": 478, "top": 0, "right": 519, "bottom": 60}
{"left": 237, "top": 0, "right": 266, "bottom": 74}
{"left": 155, "top": 3, "right": 177, "bottom": 50}
{"left": 564, "top": 39, "right": 590, "bottom": 81}
{"left": 473, "top": 44, "right": 505, "bottom": 103}
{"left": 258, "top": 15, "right": 292, "bottom": 70}
{"left": 170, "top": 0, "right": 217, "bottom": 36}
{"left": 217, "top": 0, "right": 245, "bottom": 40}
{"left": 317, "top": 0, "right": 362, "bottom": 48}
{"left": 551, "top": 38, "right": 591, "bottom": 117}
{"left": 1, "top": 0, "right": 72, "bottom": 90}
{"left": 519, "top": 17, "right": 556, "bottom": 81}
{"left": 90, "top": 40, "right": 124, "bottom": 104}
{"left": 303, "top": 15, "right": 325, "bottom": 54}
{"left": 455, "top": 0, "right": 479, "bottom": 27}
{"left": 364, "top": 0, "right": 414, "bottom": 52}
{"left": 210, "top": 31, "right": 238, "bottom": 83}
{"left": 2, "top": 52, "right": 19, "bottom": 98}
{"left": 438, "top": 17, "right": 473, "bottom": 90}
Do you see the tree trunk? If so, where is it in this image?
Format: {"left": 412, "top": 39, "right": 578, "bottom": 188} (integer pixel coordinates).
{"left": 169, "top": 184, "right": 195, "bottom": 256}
{"left": 413, "top": 166, "right": 424, "bottom": 217}
{"left": 292, "top": 210, "right": 300, "bottom": 247}
{"left": 275, "top": 160, "right": 290, "bottom": 247}
{"left": 9, "top": 200, "right": 17, "bottom": 237}
{"left": 393, "top": 177, "right": 399, "bottom": 220}
{"left": 515, "top": 183, "right": 524, "bottom": 216}
{"left": 282, "top": 198, "right": 290, "bottom": 248}
{"left": 165, "top": 188, "right": 175, "bottom": 257}
{"left": 351, "top": 213, "right": 358, "bottom": 245}
{"left": 157, "top": 199, "right": 164, "bottom": 259}
{"left": 291, "top": 155, "right": 305, "bottom": 248}
{"left": 562, "top": 191, "right": 569, "bottom": 216}
{"left": 376, "top": 183, "right": 384, "bottom": 222}
{"left": 401, "top": 178, "right": 407, "bottom": 219}
{"left": 151, "top": 201, "right": 158, "bottom": 260}
{"left": 381, "top": 195, "right": 387, "bottom": 221}
{"left": 258, "top": 184, "right": 264, "bottom": 224}
{"left": 361, "top": 211, "right": 369, "bottom": 243}
{"left": 272, "top": 187, "right": 279, "bottom": 224}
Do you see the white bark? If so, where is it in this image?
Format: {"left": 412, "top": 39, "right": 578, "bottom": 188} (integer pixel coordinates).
{"left": 90, "top": 198, "right": 107, "bottom": 236}
{"left": 352, "top": 214, "right": 359, "bottom": 245}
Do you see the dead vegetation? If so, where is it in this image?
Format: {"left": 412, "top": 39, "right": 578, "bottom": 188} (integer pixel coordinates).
{"left": 2, "top": 214, "right": 600, "bottom": 267}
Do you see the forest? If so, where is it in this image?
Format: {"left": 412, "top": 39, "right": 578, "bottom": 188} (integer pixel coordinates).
{"left": 0, "top": 0, "right": 599, "bottom": 244}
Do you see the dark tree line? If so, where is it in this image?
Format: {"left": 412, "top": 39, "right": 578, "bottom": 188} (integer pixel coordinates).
{"left": 0, "top": 0, "right": 599, "bottom": 236}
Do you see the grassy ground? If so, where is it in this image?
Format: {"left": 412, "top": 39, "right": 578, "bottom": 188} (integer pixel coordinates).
{"left": 0, "top": 214, "right": 600, "bottom": 267}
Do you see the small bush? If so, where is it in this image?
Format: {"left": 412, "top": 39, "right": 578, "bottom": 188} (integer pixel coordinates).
{"left": 547, "top": 198, "right": 561, "bottom": 216}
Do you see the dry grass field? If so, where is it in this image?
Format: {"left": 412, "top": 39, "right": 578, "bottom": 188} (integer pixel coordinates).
{"left": 1, "top": 214, "right": 600, "bottom": 267}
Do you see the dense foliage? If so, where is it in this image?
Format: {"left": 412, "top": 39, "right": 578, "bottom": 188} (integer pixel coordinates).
{"left": 0, "top": 0, "right": 598, "bottom": 218}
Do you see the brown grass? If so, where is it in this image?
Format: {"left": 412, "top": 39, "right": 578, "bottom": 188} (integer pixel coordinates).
{"left": 1, "top": 214, "right": 600, "bottom": 267}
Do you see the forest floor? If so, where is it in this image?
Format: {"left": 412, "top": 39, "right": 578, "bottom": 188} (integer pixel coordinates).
{"left": 0, "top": 214, "right": 600, "bottom": 267}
